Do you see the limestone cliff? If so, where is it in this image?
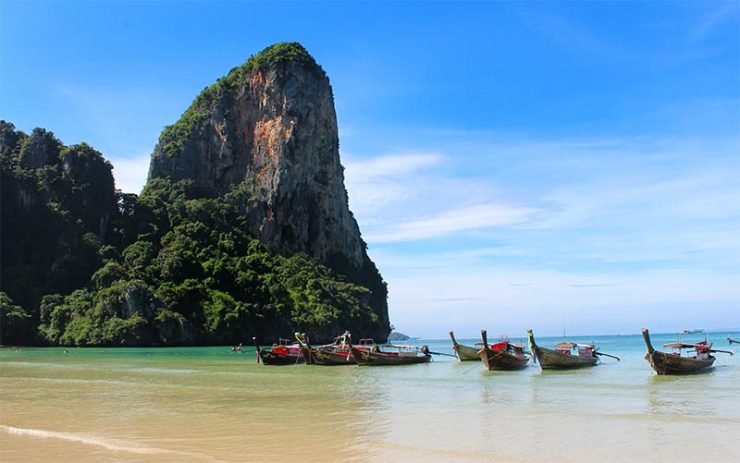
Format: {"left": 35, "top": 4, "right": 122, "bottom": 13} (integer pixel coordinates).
{"left": 1, "top": 122, "right": 118, "bottom": 344}
{"left": 147, "top": 43, "right": 389, "bottom": 339}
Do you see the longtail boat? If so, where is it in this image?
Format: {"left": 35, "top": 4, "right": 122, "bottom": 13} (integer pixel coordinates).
{"left": 295, "top": 331, "right": 357, "bottom": 365}
{"left": 477, "top": 330, "right": 529, "bottom": 370}
{"left": 527, "top": 329, "right": 620, "bottom": 369}
{"left": 349, "top": 339, "right": 431, "bottom": 366}
{"left": 253, "top": 337, "right": 305, "bottom": 365}
{"left": 729, "top": 337, "right": 739, "bottom": 345}
{"left": 642, "top": 328, "right": 733, "bottom": 375}
{"left": 449, "top": 331, "right": 479, "bottom": 361}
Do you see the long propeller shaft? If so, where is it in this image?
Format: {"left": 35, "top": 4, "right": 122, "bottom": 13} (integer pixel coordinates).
{"left": 710, "top": 349, "right": 734, "bottom": 355}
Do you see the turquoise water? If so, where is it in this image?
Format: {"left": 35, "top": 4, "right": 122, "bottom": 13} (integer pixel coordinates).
{"left": 1, "top": 331, "right": 738, "bottom": 462}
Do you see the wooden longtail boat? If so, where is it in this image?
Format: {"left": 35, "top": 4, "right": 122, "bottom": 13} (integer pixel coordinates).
{"left": 349, "top": 340, "right": 431, "bottom": 366}
{"left": 449, "top": 331, "right": 479, "bottom": 361}
{"left": 477, "top": 330, "right": 529, "bottom": 371}
{"left": 253, "top": 337, "right": 305, "bottom": 365}
{"left": 729, "top": 337, "right": 739, "bottom": 345}
{"left": 295, "top": 332, "right": 357, "bottom": 365}
{"left": 527, "top": 329, "right": 619, "bottom": 369}
{"left": 641, "top": 328, "right": 733, "bottom": 375}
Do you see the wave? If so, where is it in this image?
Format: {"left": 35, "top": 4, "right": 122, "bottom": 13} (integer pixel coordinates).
{"left": 0, "top": 424, "right": 202, "bottom": 457}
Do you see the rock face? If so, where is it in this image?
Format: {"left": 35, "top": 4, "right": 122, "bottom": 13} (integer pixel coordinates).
{"left": 148, "top": 43, "right": 390, "bottom": 338}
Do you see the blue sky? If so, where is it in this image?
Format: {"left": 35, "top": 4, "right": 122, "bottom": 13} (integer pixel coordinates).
{"left": 2, "top": 1, "right": 738, "bottom": 337}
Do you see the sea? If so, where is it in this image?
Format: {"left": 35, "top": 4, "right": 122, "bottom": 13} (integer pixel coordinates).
{"left": 1, "top": 331, "right": 738, "bottom": 463}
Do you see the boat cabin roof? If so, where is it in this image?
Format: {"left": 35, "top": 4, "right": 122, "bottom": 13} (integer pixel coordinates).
{"left": 555, "top": 341, "right": 594, "bottom": 349}
{"left": 555, "top": 341, "right": 577, "bottom": 349}
{"left": 664, "top": 341, "right": 711, "bottom": 349}
{"left": 664, "top": 342, "right": 695, "bottom": 349}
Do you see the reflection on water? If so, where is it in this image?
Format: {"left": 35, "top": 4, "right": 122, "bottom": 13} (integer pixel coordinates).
{"left": 647, "top": 375, "right": 718, "bottom": 417}
{"left": 1, "top": 333, "right": 738, "bottom": 463}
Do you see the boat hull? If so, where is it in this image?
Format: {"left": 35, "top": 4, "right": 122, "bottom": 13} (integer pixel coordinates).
{"left": 449, "top": 331, "right": 479, "bottom": 361}
{"left": 311, "top": 348, "right": 357, "bottom": 365}
{"left": 478, "top": 349, "right": 529, "bottom": 370}
{"left": 645, "top": 351, "right": 715, "bottom": 375}
{"left": 258, "top": 350, "right": 303, "bottom": 365}
{"left": 453, "top": 343, "right": 480, "bottom": 361}
{"left": 533, "top": 346, "right": 598, "bottom": 369}
{"left": 350, "top": 347, "right": 431, "bottom": 366}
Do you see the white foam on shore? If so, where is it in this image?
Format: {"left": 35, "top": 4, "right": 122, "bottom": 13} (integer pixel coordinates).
{"left": 1, "top": 424, "right": 184, "bottom": 456}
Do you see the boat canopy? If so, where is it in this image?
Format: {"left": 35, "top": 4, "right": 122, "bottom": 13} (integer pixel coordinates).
{"left": 663, "top": 342, "right": 697, "bottom": 349}
{"left": 491, "top": 342, "right": 508, "bottom": 351}
{"left": 555, "top": 341, "right": 577, "bottom": 349}
{"left": 555, "top": 341, "right": 594, "bottom": 349}
{"left": 491, "top": 341, "right": 525, "bottom": 352}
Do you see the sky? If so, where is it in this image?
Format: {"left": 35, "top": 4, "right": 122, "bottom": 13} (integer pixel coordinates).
{"left": 1, "top": 1, "right": 738, "bottom": 338}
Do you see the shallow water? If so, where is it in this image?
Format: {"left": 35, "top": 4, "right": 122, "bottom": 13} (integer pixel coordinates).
{"left": 1, "top": 332, "right": 738, "bottom": 462}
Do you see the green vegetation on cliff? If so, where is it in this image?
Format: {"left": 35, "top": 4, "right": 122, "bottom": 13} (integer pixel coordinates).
{"left": 242, "top": 42, "right": 318, "bottom": 72}
{"left": 1, "top": 121, "right": 383, "bottom": 346}
{"left": 1, "top": 123, "right": 118, "bottom": 344}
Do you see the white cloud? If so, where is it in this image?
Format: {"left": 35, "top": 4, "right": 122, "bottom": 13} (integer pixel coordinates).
{"left": 344, "top": 151, "right": 524, "bottom": 240}
{"left": 110, "top": 154, "right": 150, "bottom": 194}
{"left": 539, "top": 168, "right": 740, "bottom": 230}
{"left": 345, "top": 152, "right": 443, "bottom": 178}
{"left": 343, "top": 152, "right": 444, "bottom": 219}
{"left": 344, "top": 133, "right": 740, "bottom": 336}
{"left": 688, "top": 2, "right": 740, "bottom": 43}
{"left": 345, "top": 135, "right": 740, "bottom": 258}
{"left": 366, "top": 203, "right": 538, "bottom": 243}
